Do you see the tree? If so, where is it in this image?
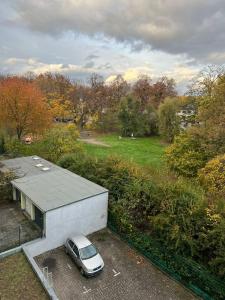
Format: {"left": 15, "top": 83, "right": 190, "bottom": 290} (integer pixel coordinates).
{"left": 158, "top": 97, "right": 180, "bottom": 142}
{"left": 41, "top": 124, "right": 82, "bottom": 162}
{"left": 151, "top": 76, "right": 177, "bottom": 108}
{"left": 110, "top": 75, "right": 129, "bottom": 104}
{"left": 132, "top": 75, "right": 152, "bottom": 108}
{"left": 195, "top": 74, "right": 225, "bottom": 156}
{"left": 118, "top": 96, "right": 158, "bottom": 137}
{"left": 0, "top": 77, "right": 52, "bottom": 140}
{"left": 187, "top": 65, "right": 225, "bottom": 97}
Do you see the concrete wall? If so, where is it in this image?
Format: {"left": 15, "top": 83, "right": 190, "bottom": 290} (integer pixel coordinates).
{"left": 25, "top": 192, "right": 108, "bottom": 257}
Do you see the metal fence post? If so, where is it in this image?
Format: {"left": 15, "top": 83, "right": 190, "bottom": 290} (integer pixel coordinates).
{"left": 18, "top": 225, "right": 22, "bottom": 245}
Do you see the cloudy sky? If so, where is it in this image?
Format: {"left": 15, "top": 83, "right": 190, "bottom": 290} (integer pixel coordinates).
{"left": 1, "top": 0, "right": 225, "bottom": 92}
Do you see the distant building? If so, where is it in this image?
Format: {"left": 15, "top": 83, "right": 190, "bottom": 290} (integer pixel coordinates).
{"left": 176, "top": 104, "right": 196, "bottom": 130}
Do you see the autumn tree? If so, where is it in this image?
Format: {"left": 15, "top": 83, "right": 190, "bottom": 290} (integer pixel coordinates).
{"left": 187, "top": 65, "right": 225, "bottom": 97}
{"left": 166, "top": 66, "right": 225, "bottom": 177}
{"left": 132, "top": 75, "right": 152, "bottom": 108}
{"left": 158, "top": 97, "right": 180, "bottom": 142}
{"left": 151, "top": 76, "right": 177, "bottom": 108}
{"left": 0, "top": 77, "right": 52, "bottom": 140}
{"left": 109, "top": 75, "right": 129, "bottom": 108}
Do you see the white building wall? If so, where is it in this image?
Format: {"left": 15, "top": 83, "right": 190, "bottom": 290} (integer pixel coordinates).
{"left": 25, "top": 192, "right": 108, "bottom": 257}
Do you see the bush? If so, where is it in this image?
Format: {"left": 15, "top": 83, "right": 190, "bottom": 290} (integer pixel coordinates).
{"left": 4, "top": 124, "right": 83, "bottom": 163}
{"left": 166, "top": 133, "right": 209, "bottom": 177}
{"left": 198, "top": 154, "right": 225, "bottom": 200}
{"left": 0, "top": 134, "right": 5, "bottom": 154}
{"left": 0, "top": 171, "right": 15, "bottom": 202}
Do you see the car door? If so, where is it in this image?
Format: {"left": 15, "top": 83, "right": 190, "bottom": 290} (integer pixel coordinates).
{"left": 68, "top": 240, "right": 76, "bottom": 259}
{"left": 73, "top": 243, "right": 81, "bottom": 267}
{"left": 67, "top": 239, "right": 80, "bottom": 265}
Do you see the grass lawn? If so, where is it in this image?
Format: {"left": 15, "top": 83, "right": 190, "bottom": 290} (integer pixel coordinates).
{"left": 0, "top": 253, "right": 48, "bottom": 300}
{"left": 82, "top": 134, "right": 166, "bottom": 169}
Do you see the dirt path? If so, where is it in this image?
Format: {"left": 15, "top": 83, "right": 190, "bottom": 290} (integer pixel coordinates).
{"left": 78, "top": 138, "right": 110, "bottom": 147}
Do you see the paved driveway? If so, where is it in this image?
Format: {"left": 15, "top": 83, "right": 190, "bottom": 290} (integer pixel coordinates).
{"left": 35, "top": 229, "right": 198, "bottom": 300}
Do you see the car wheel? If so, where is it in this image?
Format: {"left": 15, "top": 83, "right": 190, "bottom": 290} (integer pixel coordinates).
{"left": 65, "top": 247, "right": 68, "bottom": 254}
{"left": 80, "top": 268, "right": 85, "bottom": 276}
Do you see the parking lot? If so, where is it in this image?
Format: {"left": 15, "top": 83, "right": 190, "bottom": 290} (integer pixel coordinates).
{"left": 35, "top": 229, "right": 198, "bottom": 300}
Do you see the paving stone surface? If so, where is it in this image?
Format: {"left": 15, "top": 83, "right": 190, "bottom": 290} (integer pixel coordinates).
{"left": 35, "top": 229, "right": 199, "bottom": 300}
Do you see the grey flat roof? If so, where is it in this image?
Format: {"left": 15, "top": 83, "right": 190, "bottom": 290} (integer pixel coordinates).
{"left": 1, "top": 156, "right": 108, "bottom": 212}
{"left": 1, "top": 156, "right": 60, "bottom": 177}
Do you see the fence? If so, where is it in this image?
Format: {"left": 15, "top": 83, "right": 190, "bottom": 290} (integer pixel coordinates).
{"left": 0, "top": 216, "right": 41, "bottom": 253}
{"left": 108, "top": 215, "right": 225, "bottom": 300}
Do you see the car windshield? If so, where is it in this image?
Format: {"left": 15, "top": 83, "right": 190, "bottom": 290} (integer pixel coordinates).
{"left": 79, "top": 244, "right": 97, "bottom": 260}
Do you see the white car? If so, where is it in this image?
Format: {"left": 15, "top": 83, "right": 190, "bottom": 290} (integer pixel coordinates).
{"left": 65, "top": 235, "right": 104, "bottom": 276}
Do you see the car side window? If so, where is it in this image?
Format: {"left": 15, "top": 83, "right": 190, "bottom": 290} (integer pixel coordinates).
{"left": 73, "top": 244, "right": 79, "bottom": 257}
{"left": 68, "top": 240, "right": 75, "bottom": 249}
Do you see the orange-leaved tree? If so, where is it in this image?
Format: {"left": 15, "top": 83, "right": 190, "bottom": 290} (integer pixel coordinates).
{"left": 0, "top": 77, "right": 52, "bottom": 140}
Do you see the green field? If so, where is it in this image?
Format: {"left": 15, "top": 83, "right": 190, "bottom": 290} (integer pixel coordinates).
{"left": 81, "top": 134, "right": 166, "bottom": 169}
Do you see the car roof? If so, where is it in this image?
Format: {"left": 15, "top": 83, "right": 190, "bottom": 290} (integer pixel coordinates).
{"left": 70, "top": 235, "right": 92, "bottom": 248}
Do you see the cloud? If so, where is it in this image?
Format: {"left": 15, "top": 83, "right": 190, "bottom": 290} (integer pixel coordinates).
{"left": 83, "top": 61, "right": 95, "bottom": 68}
{"left": 85, "top": 54, "right": 99, "bottom": 61}
{"left": 165, "top": 64, "right": 199, "bottom": 84}
{"left": 6, "top": 0, "right": 225, "bottom": 62}
{"left": 3, "top": 57, "right": 97, "bottom": 77}
{"left": 106, "top": 66, "right": 155, "bottom": 83}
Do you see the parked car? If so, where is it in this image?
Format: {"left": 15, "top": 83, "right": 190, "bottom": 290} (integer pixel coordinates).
{"left": 65, "top": 235, "right": 104, "bottom": 276}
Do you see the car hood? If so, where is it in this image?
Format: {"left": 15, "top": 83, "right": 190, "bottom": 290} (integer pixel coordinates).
{"left": 82, "top": 253, "right": 104, "bottom": 270}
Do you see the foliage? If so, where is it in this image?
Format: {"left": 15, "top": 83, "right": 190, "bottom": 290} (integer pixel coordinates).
{"left": 108, "top": 214, "right": 225, "bottom": 300}
{"left": 165, "top": 133, "right": 209, "bottom": 177}
{"left": 167, "top": 68, "right": 225, "bottom": 177}
{"left": 198, "top": 154, "right": 225, "bottom": 200}
{"left": 132, "top": 75, "right": 177, "bottom": 108}
{"left": 158, "top": 97, "right": 180, "bottom": 142}
{"left": 0, "top": 77, "right": 52, "bottom": 140}
{"left": 0, "top": 133, "right": 5, "bottom": 154}
{"left": 95, "top": 109, "right": 120, "bottom": 133}
{"left": 41, "top": 124, "right": 81, "bottom": 162}
{"left": 4, "top": 124, "right": 83, "bottom": 163}
{"left": 0, "top": 171, "right": 15, "bottom": 202}
{"left": 118, "top": 96, "right": 158, "bottom": 137}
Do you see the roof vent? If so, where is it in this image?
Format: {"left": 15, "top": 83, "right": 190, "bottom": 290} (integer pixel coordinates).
{"left": 32, "top": 156, "right": 40, "bottom": 160}
{"left": 42, "top": 167, "right": 50, "bottom": 171}
{"left": 36, "top": 163, "right": 43, "bottom": 167}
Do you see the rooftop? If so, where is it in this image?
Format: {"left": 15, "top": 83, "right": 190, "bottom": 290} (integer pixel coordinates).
{"left": 1, "top": 156, "right": 108, "bottom": 212}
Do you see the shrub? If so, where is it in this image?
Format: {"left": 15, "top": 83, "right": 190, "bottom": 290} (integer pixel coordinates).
{"left": 4, "top": 124, "right": 83, "bottom": 163}
{"left": 0, "top": 134, "right": 5, "bottom": 154}
{"left": 0, "top": 171, "right": 15, "bottom": 202}
{"left": 198, "top": 154, "right": 225, "bottom": 200}
{"left": 166, "top": 133, "right": 208, "bottom": 177}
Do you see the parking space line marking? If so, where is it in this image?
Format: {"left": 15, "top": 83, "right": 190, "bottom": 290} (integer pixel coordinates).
{"left": 112, "top": 268, "right": 120, "bottom": 277}
{"left": 67, "top": 263, "right": 72, "bottom": 270}
{"left": 83, "top": 286, "right": 91, "bottom": 294}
